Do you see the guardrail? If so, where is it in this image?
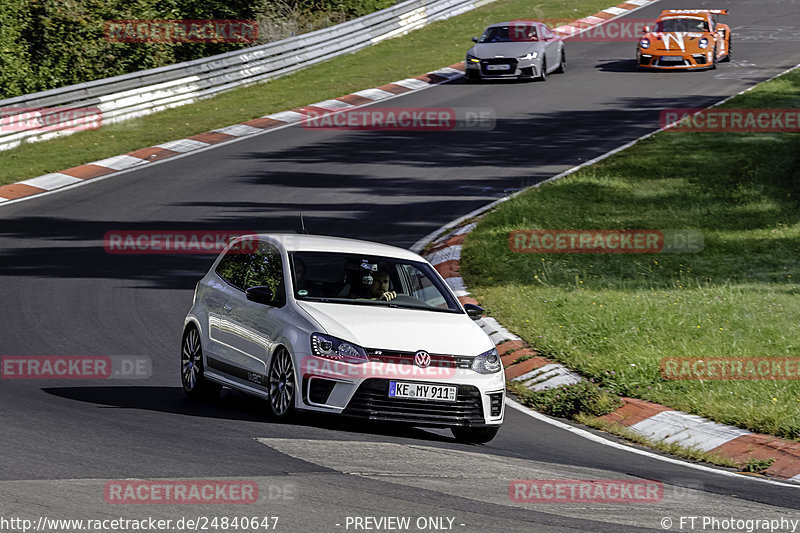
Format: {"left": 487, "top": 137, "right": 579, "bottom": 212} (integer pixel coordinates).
{"left": 0, "top": 0, "right": 493, "bottom": 152}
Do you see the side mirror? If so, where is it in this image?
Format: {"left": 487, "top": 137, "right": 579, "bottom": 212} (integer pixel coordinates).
{"left": 643, "top": 25, "right": 650, "bottom": 33}
{"left": 463, "top": 303, "right": 484, "bottom": 321}
{"left": 246, "top": 286, "right": 277, "bottom": 306}
{"left": 471, "top": 36, "right": 479, "bottom": 43}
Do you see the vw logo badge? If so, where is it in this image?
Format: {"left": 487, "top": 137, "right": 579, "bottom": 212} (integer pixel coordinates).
{"left": 414, "top": 350, "right": 431, "bottom": 368}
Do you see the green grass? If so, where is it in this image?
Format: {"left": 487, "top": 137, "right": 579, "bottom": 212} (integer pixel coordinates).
{"left": 0, "top": 0, "right": 613, "bottom": 185}
{"left": 462, "top": 68, "right": 800, "bottom": 441}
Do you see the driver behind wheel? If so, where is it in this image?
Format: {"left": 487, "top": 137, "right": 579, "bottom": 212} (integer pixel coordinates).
{"left": 356, "top": 270, "right": 397, "bottom": 302}
{"left": 368, "top": 269, "right": 397, "bottom": 301}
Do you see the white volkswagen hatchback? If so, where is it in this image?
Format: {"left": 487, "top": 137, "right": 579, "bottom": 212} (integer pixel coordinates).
{"left": 182, "top": 234, "right": 504, "bottom": 443}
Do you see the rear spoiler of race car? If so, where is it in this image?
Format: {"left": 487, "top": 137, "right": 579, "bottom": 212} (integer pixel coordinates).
{"left": 661, "top": 9, "right": 728, "bottom": 15}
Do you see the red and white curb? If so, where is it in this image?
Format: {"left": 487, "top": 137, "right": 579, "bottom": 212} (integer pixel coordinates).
{"left": 0, "top": 0, "right": 660, "bottom": 206}
{"left": 0, "top": 67, "right": 465, "bottom": 205}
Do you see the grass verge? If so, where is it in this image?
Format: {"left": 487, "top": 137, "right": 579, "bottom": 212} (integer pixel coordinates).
{"left": 463, "top": 67, "right": 800, "bottom": 441}
{"left": 1, "top": 0, "right": 614, "bottom": 185}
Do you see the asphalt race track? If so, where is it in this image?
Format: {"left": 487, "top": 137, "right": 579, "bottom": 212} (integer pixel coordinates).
{"left": 1, "top": 0, "right": 799, "bottom": 531}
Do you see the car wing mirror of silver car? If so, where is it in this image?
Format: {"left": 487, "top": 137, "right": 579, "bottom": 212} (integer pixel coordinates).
{"left": 245, "top": 286, "right": 277, "bottom": 306}
{"left": 463, "top": 303, "right": 484, "bottom": 321}
{"left": 471, "top": 36, "right": 479, "bottom": 43}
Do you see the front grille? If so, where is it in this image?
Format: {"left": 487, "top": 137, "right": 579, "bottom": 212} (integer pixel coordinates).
{"left": 342, "top": 379, "right": 485, "bottom": 427}
{"left": 693, "top": 54, "right": 707, "bottom": 65}
{"left": 480, "top": 58, "right": 517, "bottom": 76}
{"left": 656, "top": 56, "right": 687, "bottom": 67}
{"left": 367, "top": 350, "right": 472, "bottom": 369}
{"left": 489, "top": 392, "right": 503, "bottom": 417}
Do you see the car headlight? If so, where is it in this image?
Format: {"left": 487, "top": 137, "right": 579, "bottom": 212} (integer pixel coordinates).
{"left": 698, "top": 38, "right": 708, "bottom": 49}
{"left": 640, "top": 38, "right": 650, "bottom": 49}
{"left": 471, "top": 347, "right": 501, "bottom": 374}
{"left": 466, "top": 54, "right": 480, "bottom": 63}
{"left": 518, "top": 51, "right": 538, "bottom": 60}
{"left": 310, "top": 333, "right": 369, "bottom": 364}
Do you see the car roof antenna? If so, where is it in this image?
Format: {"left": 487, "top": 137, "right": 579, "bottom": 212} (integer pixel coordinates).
{"left": 300, "top": 212, "right": 309, "bottom": 234}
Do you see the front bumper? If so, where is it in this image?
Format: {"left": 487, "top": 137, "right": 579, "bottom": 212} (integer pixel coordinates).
{"left": 341, "top": 379, "right": 504, "bottom": 428}
{"left": 466, "top": 57, "right": 540, "bottom": 79}
{"left": 637, "top": 50, "right": 715, "bottom": 70}
{"left": 299, "top": 358, "right": 506, "bottom": 427}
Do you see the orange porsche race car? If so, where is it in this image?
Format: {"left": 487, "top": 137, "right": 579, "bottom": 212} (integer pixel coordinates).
{"left": 637, "top": 9, "right": 731, "bottom": 70}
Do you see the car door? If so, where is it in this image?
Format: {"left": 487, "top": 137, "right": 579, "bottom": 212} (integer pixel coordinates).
{"left": 206, "top": 246, "right": 250, "bottom": 376}
{"left": 540, "top": 24, "right": 559, "bottom": 71}
{"left": 224, "top": 239, "right": 288, "bottom": 387}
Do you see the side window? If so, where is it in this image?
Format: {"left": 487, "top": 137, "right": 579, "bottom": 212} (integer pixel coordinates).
{"left": 216, "top": 250, "right": 248, "bottom": 290}
{"left": 400, "top": 264, "right": 447, "bottom": 308}
{"left": 540, "top": 24, "right": 553, "bottom": 39}
{"left": 243, "top": 242, "right": 285, "bottom": 303}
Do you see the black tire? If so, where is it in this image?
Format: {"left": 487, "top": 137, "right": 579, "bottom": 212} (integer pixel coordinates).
{"left": 465, "top": 70, "right": 480, "bottom": 83}
{"left": 181, "top": 326, "right": 221, "bottom": 399}
{"left": 721, "top": 37, "right": 732, "bottom": 62}
{"left": 268, "top": 346, "right": 296, "bottom": 417}
{"left": 554, "top": 49, "right": 566, "bottom": 74}
{"left": 711, "top": 46, "right": 718, "bottom": 70}
{"left": 536, "top": 58, "right": 547, "bottom": 81}
{"left": 451, "top": 426, "right": 499, "bottom": 444}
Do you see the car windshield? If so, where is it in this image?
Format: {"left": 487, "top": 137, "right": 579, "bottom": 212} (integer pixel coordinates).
{"left": 479, "top": 24, "right": 538, "bottom": 43}
{"left": 289, "top": 251, "right": 462, "bottom": 313}
{"left": 654, "top": 18, "right": 709, "bottom": 32}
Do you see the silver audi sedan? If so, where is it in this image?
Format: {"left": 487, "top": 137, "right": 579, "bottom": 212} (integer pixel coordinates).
{"left": 465, "top": 21, "right": 566, "bottom": 81}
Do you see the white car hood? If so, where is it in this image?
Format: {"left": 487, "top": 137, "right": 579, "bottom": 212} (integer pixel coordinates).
{"left": 296, "top": 301, "right": 494, "bottom": 356}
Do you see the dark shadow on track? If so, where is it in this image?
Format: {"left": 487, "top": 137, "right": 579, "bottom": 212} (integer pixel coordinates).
{"left": 42, "top": 385, "right": 457, "bottom": 443}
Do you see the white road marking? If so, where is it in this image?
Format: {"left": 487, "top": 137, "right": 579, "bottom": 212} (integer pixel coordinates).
{"left": 19, "top": 173, "right": 83, "bottom": 190}
{"left": 90, "top": 155, "right": 148, "bottom": 170}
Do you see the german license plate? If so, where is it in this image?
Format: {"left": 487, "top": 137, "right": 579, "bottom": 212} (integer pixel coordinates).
{"left": 389, "top": 381, "right": 457, "bottom": 402}
{"left": 486, "top": 64, "right": 511, "bottom": 71}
